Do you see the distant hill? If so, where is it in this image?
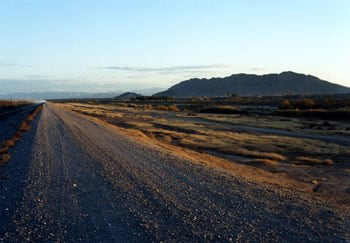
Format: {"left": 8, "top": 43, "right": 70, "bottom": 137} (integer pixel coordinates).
{"left": 0, "top": 91, "right": 122, "bottom": 100}
{"left": 131, "top": 87, "right": 164, "bottom": 96}
{"left": 115, "top": 92, "right": 142, "bottom": 100}
{"left": 154, "top": 71, "right": 350, "bottom": 97}
{"left": 0, "top": 88, "right": 165, "bottom": 100}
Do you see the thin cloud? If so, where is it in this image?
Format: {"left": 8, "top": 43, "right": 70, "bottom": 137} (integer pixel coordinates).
{"left": 248, "top": 67, "right": 265, "bottom": 72}
{"left": 0, "top": 61, "right": 19, "bottom": 67}
{"left": 0, "top": 61, "right": 31, "bottom": 67}
{"left": 25, "top": 74, "right": 50, "bottom": 79}
{"left": 99, "top": 64, "right": 230, "bottom": 73}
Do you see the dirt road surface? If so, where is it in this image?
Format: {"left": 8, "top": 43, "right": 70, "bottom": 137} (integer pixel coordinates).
{"left": 0, "top": 103, "right": 349, "bottom": 242}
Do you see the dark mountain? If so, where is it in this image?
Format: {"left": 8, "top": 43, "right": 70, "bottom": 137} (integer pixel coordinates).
{"left": 115, "top": 92, "right": 142, "bottom": 100}
{"left": 154, "top": 71, "right": 350, "bottom": 97}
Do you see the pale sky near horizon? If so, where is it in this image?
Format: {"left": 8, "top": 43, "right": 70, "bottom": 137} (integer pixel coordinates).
{"left": 0, "top": 0, "right": 349, "bottom": 93}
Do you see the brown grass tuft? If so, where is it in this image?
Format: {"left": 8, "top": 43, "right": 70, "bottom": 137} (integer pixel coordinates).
{"left": 159, "top": 135, "right": 173, "bottom": 143}
{"left": 242, "top": 150, "right": 286, "bottom": 161}
{"left": 4, "top": 139, "right": 15, "bottom": 148}
{"left": 155, "top": 105, "right": 180, "bottom": 112}
{"left": 0, "top": 145, "right": 9, "bottom": 154}
{"left": 18, "top": 121, "right": 30, "bottom": 132}
{"left": 0, "top": 154, "right": 11, "bottom": 163}
{"left": 249, "top": 159, "right": 279, "bottom": 166}
{"left": 295, "top": 156, "right": 334, "bottom": 166}
{"left": 321, "top": 159, "right": 334, "bottom": 165}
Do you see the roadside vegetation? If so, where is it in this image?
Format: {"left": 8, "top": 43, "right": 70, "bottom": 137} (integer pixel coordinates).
{"left": 0, "top": 99, "right": 30, "bottom": 107}
{"left": 0, "top": 100, "right": 31, "bottom": 120}
{"left": 276, "top": 97, "right": 350, "bottom": 120}
{"left": 0, "top": 104, "right": 42, "bottom": 164}
{"left": 55, "top": 97, "right": 350, "bottom": 168}
{"left": 56, "top": 104, "right": 348, "bottom": 166}
{"left": 54, "top": 93, "right": 350, "bottom": 120}
{"left": 54, "top": 94, "right": 350, "bottom": 204}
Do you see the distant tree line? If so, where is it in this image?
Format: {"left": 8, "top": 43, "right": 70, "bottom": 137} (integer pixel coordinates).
{"left": 279, "top": 97, "right": 350, "bottom": 110}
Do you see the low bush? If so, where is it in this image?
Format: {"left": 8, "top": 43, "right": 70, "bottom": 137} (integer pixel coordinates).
{"left": 274, "top": 109, "right": 350, "bottom": 120}
{"left": 155, "top": 105, "right": 180, "bottom": 112}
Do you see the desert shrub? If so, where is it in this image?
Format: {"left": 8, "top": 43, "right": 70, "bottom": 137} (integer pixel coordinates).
{"left": 155, "top": 105, "right": 180, "bottom": 112}
{"left": 279, "top": 99, "right": 291, "bottom": 109}
{"left": 296, "top": 98, "right": 316, "bottom": 110}
{"left": 274, "top": 109, "right": 350, "bottom": 120}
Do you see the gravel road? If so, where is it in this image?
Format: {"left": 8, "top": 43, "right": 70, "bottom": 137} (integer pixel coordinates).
{"left": 0, "top": 103, "right": 349, "bottom": 242}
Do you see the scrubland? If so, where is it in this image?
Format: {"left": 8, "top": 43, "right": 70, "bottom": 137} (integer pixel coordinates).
{"left": 56, "top": 96, "right": 350, "bottom": 207}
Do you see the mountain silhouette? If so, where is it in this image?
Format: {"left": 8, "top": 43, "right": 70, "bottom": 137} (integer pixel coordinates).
{"left": 155, "top": 71, "right": 350, "bottom": 97}
{"left": 115, "top": 92, "right": 142, "bottom": 99}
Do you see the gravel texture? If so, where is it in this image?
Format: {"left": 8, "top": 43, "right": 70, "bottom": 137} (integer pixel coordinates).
{"left": 0, "top": 103, "right": 349, "bottom": 242}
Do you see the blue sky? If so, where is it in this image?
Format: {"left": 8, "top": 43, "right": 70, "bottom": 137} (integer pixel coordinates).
{"left": 0, "top": 0, "right": 349, "bottom": 93}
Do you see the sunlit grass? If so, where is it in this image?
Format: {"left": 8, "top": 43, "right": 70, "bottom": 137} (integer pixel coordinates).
{"left": 61, "top": 103, "right": 349, "bottom": 167}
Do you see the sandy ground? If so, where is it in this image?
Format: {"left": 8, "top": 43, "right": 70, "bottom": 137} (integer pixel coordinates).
{"left": 0, "top": 103, "right": 349, "bottom": 242}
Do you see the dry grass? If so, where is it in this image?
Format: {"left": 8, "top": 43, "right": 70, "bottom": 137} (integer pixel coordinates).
{"left": 53, "top": 102, "right": 350, "bottom": 211}
{"left": 176, "top": 135, "right": 287, "bottom": 162}
{"left": 60, "top": 103, "right": 350, "bottom": 167}
{"left": 294, "top": 156, "right": 334, "bottom": 166}
{"left": 0, "top": 137, "right": 18, "bottom": 155}
{"left": 57, "top": 102, "right": 350, "bottom": 210}
{"left": 18, "top": 121, "right": 30, "bottom": 132}
{"left": 0, "top": 100, "right": 29, "bottom": 107}
{"left": 0, "top": 154, "right": 11, "bottom": 163}
{"left": 68, "top": 109, "right": 318, "bottom": 196}
{"left": 157, "top": 105, "right": 180, "bottom": 112}
{"left": 202, "top": 113, "right": 350, "bottom": 136}
{"left": 249, "top": 159, "right": 279, "bottom": 166}
{"left": 4, "top": 139, "right": 15, "bottom": 148}
{"left": 141, "top": 104, "right": 180, "bottom": 112}
{"left": 0, "top": 105, "right": 43, "bottom": 164}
